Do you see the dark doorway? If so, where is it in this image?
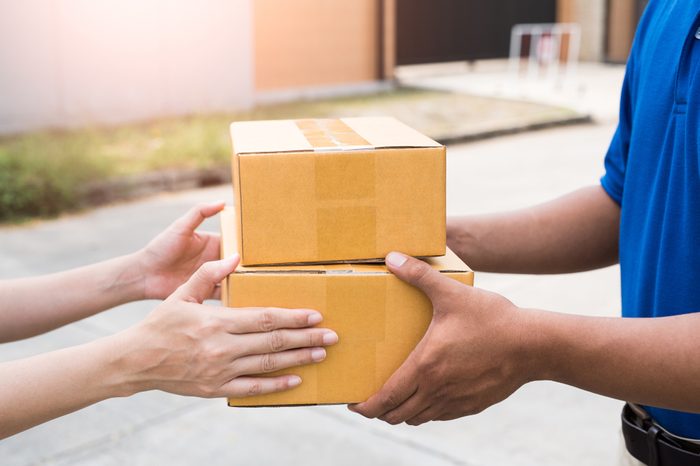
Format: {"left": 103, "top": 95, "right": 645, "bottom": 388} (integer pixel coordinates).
{"left": 395, "top": 0, "right": 557, "bottom": 66}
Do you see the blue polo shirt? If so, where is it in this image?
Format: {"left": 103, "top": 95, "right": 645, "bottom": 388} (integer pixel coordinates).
{"left": 600, "top": 0, "right": 700, "bottom": 438}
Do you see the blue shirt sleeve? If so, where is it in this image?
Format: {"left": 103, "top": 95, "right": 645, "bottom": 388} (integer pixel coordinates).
{"left": 600, "top": 58, "right": 635, "bottom": 206}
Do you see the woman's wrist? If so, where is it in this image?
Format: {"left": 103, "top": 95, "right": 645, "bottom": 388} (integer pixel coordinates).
{"left": 116, "top": 250, "right": 150, "bottom": 302}
{"left": 95, "top": 329, "right": 151, "bottom": 398}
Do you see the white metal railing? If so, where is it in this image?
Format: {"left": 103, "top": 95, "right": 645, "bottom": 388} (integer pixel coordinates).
{"left": 508, "top": 23, "right": 581, "bottom": 85}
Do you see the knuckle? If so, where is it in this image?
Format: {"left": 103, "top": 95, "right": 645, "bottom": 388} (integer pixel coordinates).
{"left": 298, "top": 349, "right": 314, "bottom": 365}
{"left": 258, "top": 311, "right": 276, "bottom": 332}
{"left": 383, "top": 413, "right": 402, "bottom": 425}
{"left": 202, "top": 314, "right": 224, "bottom": 332}
{"left": 189, "top": 204, "right": 207, "bottom": 221}
{"left": 247, "top": 382, "right": 262, "bottom": 396}
{"left": 296, "top": 312, "right": 310, "bottom": 327}
{"left": 260, "top": 354, "right": 277, "bottom": 372}
{"left": 197, "top": 383, "right": 217, "bottom": 398}
{"left": 203, "top": 343, "right": 226, "bottom": 362}
{"left": 308, "top": 331, "right": 322, "bottom": 347}
{"left": 277, "top": 379, "right": 289, "bottom": 391}
{"left": 268, "top": 330, "right": 285, "bottom": 351}
{"left": 380, "top": 391, "right": 398, "bottom": 409}
{"left": 195, "top": 261, "right": 216, "bottom": 281}
{"left": 409, "top": 262, "right": 432, "bottom": 286}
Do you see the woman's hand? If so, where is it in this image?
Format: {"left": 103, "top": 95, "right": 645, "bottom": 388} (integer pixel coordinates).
{"left": 0, "top": 255, "right": 338, "bottom": 439}
{"left": 137, "top": 201, "right": 225, "bottom": 300}
{"left": 116, "top": 255, "right": 339, "bottom": 398}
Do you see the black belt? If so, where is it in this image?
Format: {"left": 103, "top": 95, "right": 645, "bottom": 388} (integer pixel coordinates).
{"left": 622, "top": 403, "right": 700, "bottom": 466}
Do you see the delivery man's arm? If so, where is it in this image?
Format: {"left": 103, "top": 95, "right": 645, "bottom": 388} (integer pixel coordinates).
{"left": 447, "top": 185, "right": 620, "bottom": 274}
{"left": 0, "top": 256, "right": 338, "bottom": 439}
{"left": 351, "top": 185, "right": 700, "bottom": 424}
{"left": 351, "top": 251, "right": 700, "bottom": 425}
{"left": 0, "top": 201, "right": 227, "bottom": 343}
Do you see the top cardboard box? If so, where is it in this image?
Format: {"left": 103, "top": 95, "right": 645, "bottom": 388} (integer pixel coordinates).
{"left": 230, "top": 117, "right": 446, "bottom": 266}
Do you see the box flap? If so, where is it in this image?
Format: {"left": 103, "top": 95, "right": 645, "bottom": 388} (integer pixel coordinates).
{"left": 221, "top": 207, "right": 468, "bottom": 274}
{"left": 230, "top": 117, "right": 441, "bottom": 155}
{"left": 342, "top": 117, "right": 442, "bottom": 149}
{"left": 231, "top": 120, "right": 313, "bottom": 155}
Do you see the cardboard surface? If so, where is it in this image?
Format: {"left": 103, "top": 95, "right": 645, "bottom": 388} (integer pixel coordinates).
{"left": 220, "top": 207, "right": 474, "bottom": 406}
{"left": 230, "top": 117, "right": 446, "bottom": 266}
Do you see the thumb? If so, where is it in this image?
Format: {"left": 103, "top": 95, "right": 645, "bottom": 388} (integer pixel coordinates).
{"left": 171, "top": 254, "right": 240, "bottom": 303}
{"left": 385, "top": 251, "right": 457, "bottom": 303}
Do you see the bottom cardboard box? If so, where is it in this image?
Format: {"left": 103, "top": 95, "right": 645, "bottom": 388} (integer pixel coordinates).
{"left": 220, "top": 207, "right": 474, "bottom": 406}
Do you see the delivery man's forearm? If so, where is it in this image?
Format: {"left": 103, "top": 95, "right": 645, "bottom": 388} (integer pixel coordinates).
{"left": 447, "top": 185, "right": 620, "bottom": 274}
{"left": 527, "top": 309, "right": 700, "bottom": 413}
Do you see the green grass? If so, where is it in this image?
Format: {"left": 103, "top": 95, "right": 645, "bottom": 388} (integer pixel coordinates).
{"left": 0, "top": 87, "right": 579, "bottom": 222}
{"left": 0, "top": 132, "right": 112, "bottom": 221}
{"left": 0, "top": 88, "right": 440, "bottom": 222}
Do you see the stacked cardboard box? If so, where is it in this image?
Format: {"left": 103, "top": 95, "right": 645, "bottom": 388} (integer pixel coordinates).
{"left": 222, "top": 117, "right": 473, "bottom": 406}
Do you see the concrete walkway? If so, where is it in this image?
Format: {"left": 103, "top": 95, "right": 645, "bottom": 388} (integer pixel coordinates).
{"left": 0, "top": 122, "right": 625, "bottom": 466}
{"left": 397, "top": 60, "right": 626, "bottom": 124}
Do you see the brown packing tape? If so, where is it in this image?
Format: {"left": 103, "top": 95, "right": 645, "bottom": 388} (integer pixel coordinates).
{"left": 316, "top": 273, "right": 386, "bottom": 403}
{"left": 296, "top": 119, "right": 371, "bottom": 150}
{"left": 296, "top": 119, "right": 381, "bottom": 264}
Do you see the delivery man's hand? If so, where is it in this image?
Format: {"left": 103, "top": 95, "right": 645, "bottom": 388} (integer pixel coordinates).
{"left": 117, "top": 254, "right": 339, "bottom": 398}
{"left": 350, "top": 252, "right": 533, "bottom": 425}
{"left": 138, "top": 201, "right": 226, "bottom": 300}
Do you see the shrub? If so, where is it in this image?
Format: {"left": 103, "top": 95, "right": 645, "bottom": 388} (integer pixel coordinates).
{"left": 0, "top": 132, "right": 112, "bottom": 221}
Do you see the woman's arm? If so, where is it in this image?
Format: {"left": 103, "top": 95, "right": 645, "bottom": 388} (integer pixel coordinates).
{"left": 447, "top": 185, "right": 620, "bottom": 274}
{"left": 0, "top": 202, "right": 225, "bottom": 343}
{"left": 0, "top": 256, "right": 338, "bottom": 439}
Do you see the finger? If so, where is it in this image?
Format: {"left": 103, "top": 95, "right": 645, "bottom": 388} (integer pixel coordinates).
{"left": 221, "top": 375, "right": 303, "bottom": 398}
{"left": 233, "top": 328, "right": 338, "bottom": 357}
{"left": 232, "top": 346, "right": 328, "bottom": 375}
{"left": 385, "top": 252, "right": 461, "bottom": 302}
{"left": 171, "top": 255, "right": 240, "bottom": 303}
{"left": 350, "top": 358, "right": 419, "bottom": 418}
{"left": 378, "top": 390, "right": 429, "bottom": 425}
{"left": 406, "top": 405, "right": 441, "bottom": 426}
{"left": 221, "top": 307, "right": 325, "bottom": 333}
{"left": 173, "top": 201, "right": 226, "bottom": 233}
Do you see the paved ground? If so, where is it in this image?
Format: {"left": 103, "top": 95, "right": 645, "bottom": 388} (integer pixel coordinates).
{"left": 397, "top": 60, "right": 626, "bottom": 124}
{"left": 0, "top": 120, "right": 627, "bottom": 466}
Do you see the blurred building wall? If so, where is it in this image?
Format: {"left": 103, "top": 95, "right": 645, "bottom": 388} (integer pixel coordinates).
{"left": 557, "top": 0, "right": 606, "bottom": 62}
{"left": 253, "top": 0, "right": 381, "bottom": 92}
{"left": 606, "top": 0, "right": 643, "bottom": 63}
{"left": 558, "top": 0, "right": 645, "bottom": 63}
{"left": 0, "top": 0, "right": 253, "bottom": 135}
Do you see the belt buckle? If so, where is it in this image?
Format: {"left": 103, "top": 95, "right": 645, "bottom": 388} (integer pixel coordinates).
{"left": 625, "top": 403, "right": 700, "bottom": 455}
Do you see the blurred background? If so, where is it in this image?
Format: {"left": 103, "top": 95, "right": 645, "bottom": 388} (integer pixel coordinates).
{"left": 0, "top": 0, "right": 645, "bottom": 222}
{"left": 1, "top": 1, "right": 643, "bottom": 465}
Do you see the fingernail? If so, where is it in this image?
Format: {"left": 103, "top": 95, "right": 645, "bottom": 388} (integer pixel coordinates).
{"left": 225, "top": 253, "right": 240, "bottom": 264}
{"left": 311, "top": 348, "right": 327, "bottom": 362}
{"left": 386, "top": 252, "right": 408, "bottom": 268}
{"left": 347, "top": 404, "right": 357, "bottom": 412}
{"left": 288, "top": 375, "right": 302, "bottom": 387}
{"left": 211, "top": 199, "right": 226, "bottom": 206}
{"left": 307, "top": 312, "right": 323, "bottom": 325}
{"left": 322, "top": 331, "right": 339, "bottom": 345}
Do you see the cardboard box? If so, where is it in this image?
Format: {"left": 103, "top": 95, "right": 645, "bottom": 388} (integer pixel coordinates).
{"left": 220, "top": 207, "right": 473, "bottom": 406}
{"left": 230, "top": 117, "right": 446, "bottom": 266}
